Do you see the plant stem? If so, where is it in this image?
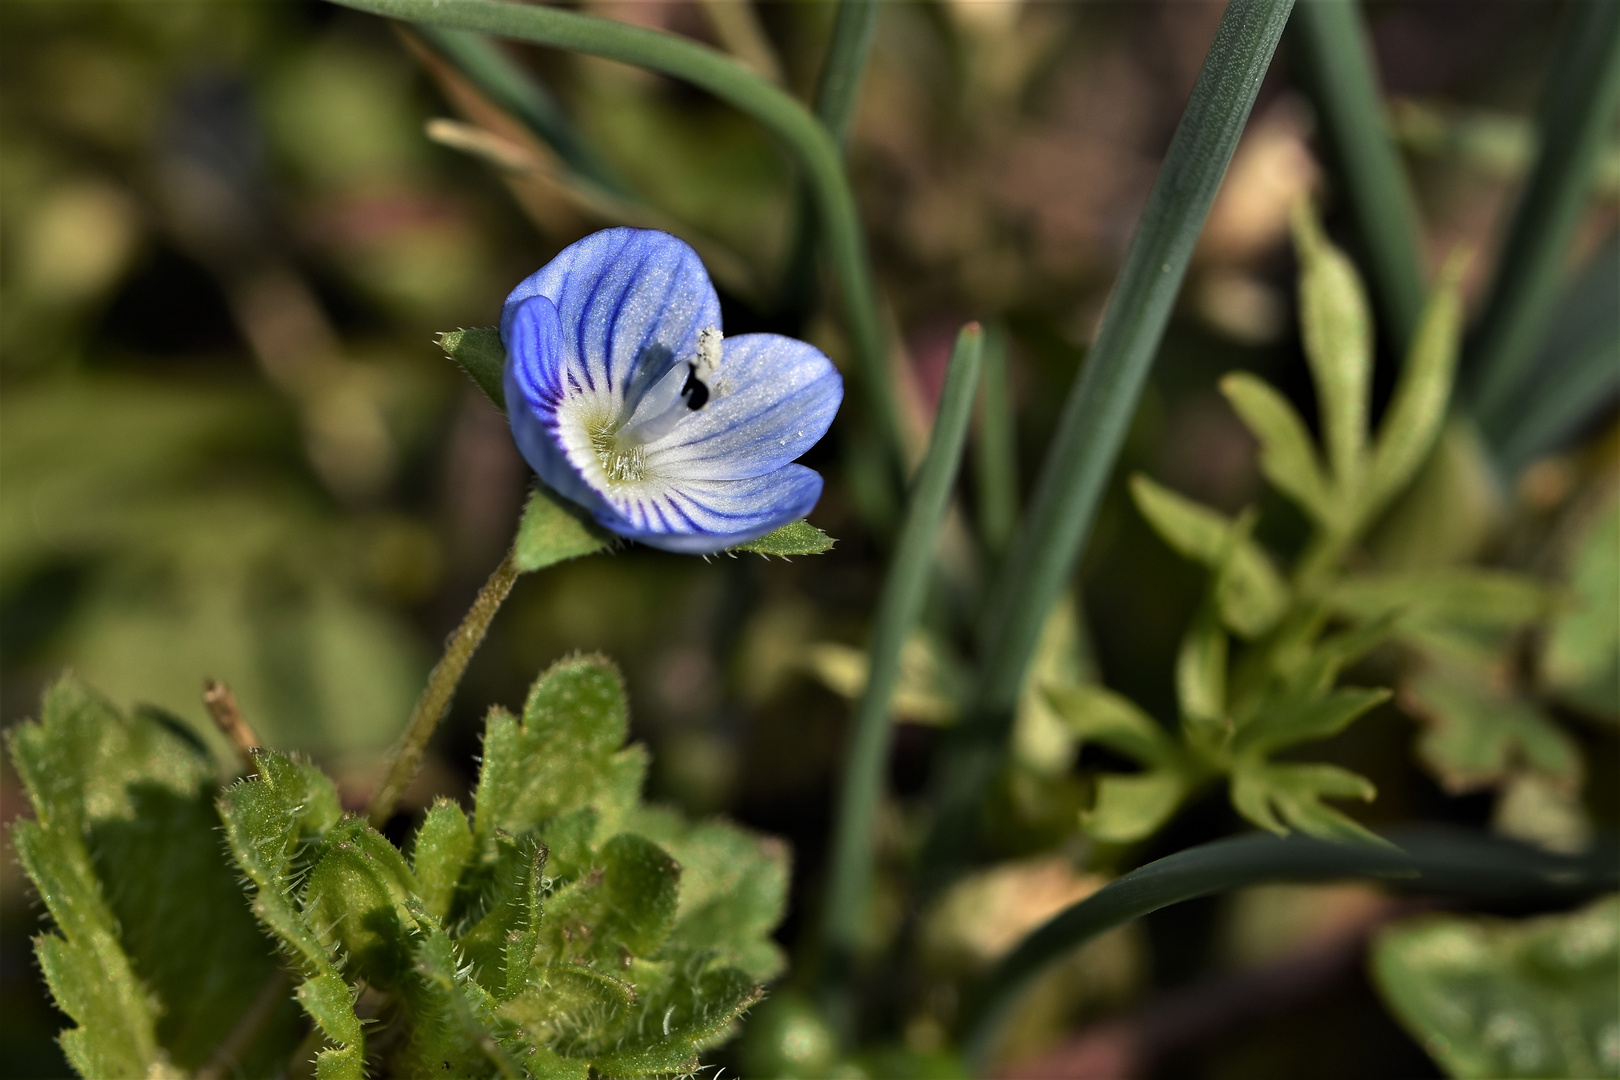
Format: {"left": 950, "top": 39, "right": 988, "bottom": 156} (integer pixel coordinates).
{"left": 329, "top": 0, "right": 904, "bottom": 476}
{"left": 973, "top": 321, "right": 1018, "bottom": 559}
{"left": 919, "top": 0, "right": 1296, "bottom": 895}
{"left": 1290, "top": 0, "right": 1426, "bottom": 353}
{"left": 817, "top": 323, "right": 984, "bottom": 1025}
{"left": 368, "top": 549, "right": 522, "bottom": 827}
{"left": 1468, "top": 0, "right": 1620, "bottom": 421}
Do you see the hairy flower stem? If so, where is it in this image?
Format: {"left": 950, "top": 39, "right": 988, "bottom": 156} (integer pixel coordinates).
{"left": 368, "top": 549, "right": 522, "bottom": 828}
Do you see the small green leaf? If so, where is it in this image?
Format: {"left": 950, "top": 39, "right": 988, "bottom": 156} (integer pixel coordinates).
{"left": 396, "top": 906, "right": 523, "bottom": 1080}
{"left": 1177, "top": 604, "right": 1229, "bottom": 728}
{"left": 625, "top": 808, "right": 790, "bottom": 980}
{"left": 1236, "top": 687, "right": 1391, "bottom": 757}
{"left": 1292, "top": 202, "right": 1374, "bottom": 492}
{"left": 1372, "top": 896, "right": 1620, "bottom": 1079}
{"left": 545, "top": 832, "right": 680, "bottom": 963}
{"left": 455, "top": 834, "right": 546, "bottom": 994}
{"left": 1362, "top": 249, "right": 1468, "bottom": 518}
{"left": 587, "top": 964, "right": 763, "bottom": 1077}
{"left": 1543, "top": 497, "right": 1620, "bottom": 717}
{"left": 302, "top": 818, "right": 423, "bottom": 989}
{"left": 1230, "top": 758, "right": 1384, "bottom": 845}
{"left": 1086, "top": 771, "right": 1188, "bottom": 844}
{"left": 297, "top": 973, "right": 365, "bottom": 1080}
{"left": 1328, "top": 570, "right": 1556, "bottom": 630}
{"left": 412, "top": 799, "right": 475, "bottom": 923}
{"left": 513, "top": 486, "right": 611, "bottom": 573}
{"left": 438, "top": 326, "right": 507, "bottom": 412}
{"left": 1220, "top": 372, "right": 1336, "bottom": 526}
{"left": 1129, "top": 475, "right": 1289, "bottom": 638}
{"left": 473, "top": 654, "right": 645, "bottom": 858}
{"left": 1043, "top": 684, "right": 1180, "bottom": 768}
{"left": 729, "top": 519, "right": 836, "bottom": 556}
{"left": 1401, "top": 667, "right": 1580, "bottom": 793}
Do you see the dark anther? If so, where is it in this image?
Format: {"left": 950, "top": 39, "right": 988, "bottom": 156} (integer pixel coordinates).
{"left": 680, "top": 364, "right": 710, "bottom": 410}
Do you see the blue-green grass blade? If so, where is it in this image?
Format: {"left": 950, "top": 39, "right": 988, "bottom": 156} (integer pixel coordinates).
{"left": 818, "top": 324, "right": 984, "bottom": 1016}
{"left": 974, "top": 321, "right": 1019, "bottom": 559}
{"left": 1468, "top": 0, "right": 1620, "bottom": 419}
{"left": 921, "top": 0, "right": 1296, "bottom": 891}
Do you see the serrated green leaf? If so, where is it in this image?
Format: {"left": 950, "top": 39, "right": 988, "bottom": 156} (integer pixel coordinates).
{"left": 1230, "top": 758, "right": 1384, "bottom": 845}
{"left": 11, "top": 820, "right": 160, "bottom": 1080}
{"left": 472, "top": 654, "right": 639, "bottom": 847}
{"left": 1220, "top": 372, "right": 1336, "bottom": 526}
{"left": 1363, "top": 249, "right": 1468, "bottom": 520}
{"left": 302, "top": 817, "right": 423, "bottom": 989}
{"left": 9, "top": 679, "right": 293, "bottom": 1075}
{"left": 513, "top": 486, "right": 611, "bottom": 573}
{"left": 439, "top": 326, "right": 507, "bottom": 412}
{"left": 728, "top": 519, "right": 836, "bottom": 556}
{"left": 1236, "top": 687, "right": 1391, "bottom": 757}
{"left": 1543, "top": 496, "right": 1620, "bottom": 717}
{"left": 1402, "top": 668, "right": 1580, "bottom": 793}
{"left": 1372, "top": 896, "right": 1620, "bottom": 1079}
{"left": 1129, "top": 475, "right": 1288, "bottom": 637}
{"left": 1086, "top": 771, "right": 1188, "bottom": 844}
{"left": 1292, "top": 202, "right": 1373, "bottom": 492}
{"left": 626, "top": 807, "right": 790, "bottom": 980}
{"left": 1043, "top": 684, "right": 1179, "bottom": 768}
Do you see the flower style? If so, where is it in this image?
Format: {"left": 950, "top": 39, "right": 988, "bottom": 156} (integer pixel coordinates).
{"left": 501, "top": 228, "right": 843, "bottom": 554}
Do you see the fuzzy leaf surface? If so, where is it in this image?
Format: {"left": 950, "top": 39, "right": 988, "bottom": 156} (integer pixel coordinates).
{"left": 513, "top": 486, "right": 611, "bottom": 573}
{"left": 728, "top": 519, "right": 836, "bottom": 556}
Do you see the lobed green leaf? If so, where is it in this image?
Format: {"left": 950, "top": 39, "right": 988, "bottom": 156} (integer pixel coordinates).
{"left": 1372, "top": 896, "right": 1620, "bottom": 1078}
{"left": 1220, "top": 372, "right": 1335, "bottom": 526}
{"left": 1402, "top": 668, "right": 1580, "bottom": 793}
{"left": 1229, "top": 758, "right": 1384, "bottom": 845}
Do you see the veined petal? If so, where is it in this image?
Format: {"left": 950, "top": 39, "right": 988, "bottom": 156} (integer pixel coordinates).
{"left": 503, "top": 294, "right": 612, "bottom": 515}
{"left": 594, "top": 465, "right": 824, "bottom": 554}
{"left": 501, "top": 228, "right": 720, "bottom": 408}
{"left": 646, "top": 334, "right": 844, "bottom": 481}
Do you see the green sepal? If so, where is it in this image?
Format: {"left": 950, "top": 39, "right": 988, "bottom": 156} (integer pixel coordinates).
{"left": 514, "top": 486, "right": 611, "bottom": 573}
{"left": 1372, "top": 896, "right": 1620, "bottom": 1079}
{"left": 728, "top": 519, "right": 836, "bottom": 556}
{"left": 438, "top": 326, "right": 507, "bottom": 412}
{"left": 302, "top": 817, "right": 423, "bottom": 989}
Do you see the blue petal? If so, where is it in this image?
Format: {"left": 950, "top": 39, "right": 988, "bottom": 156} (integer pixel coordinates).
{"left": 503, "top": 294, "right": 612, "bottom": 515}
{"left": 594, "top": 465, "right": 825, "bottom": 554}
{"left": 501, "top": 228, "right": 720, "bottom": 406}
{"left": 647, "top": 334, "right": 844, "bottom": 481}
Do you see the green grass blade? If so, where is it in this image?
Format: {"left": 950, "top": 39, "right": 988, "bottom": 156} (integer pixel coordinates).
{"left": 1290, "top": 0, "right": 1426, "bottom": 353}
{"left": 1468, "top": 0, "right": 1620, "bottom": 420}
{"left": 973, "top": 321, "right": 1018, "bottom": 559}
{"left": 813, "top": 0, "right": 878, "bottom": 148}
{"left": 818, "top": 324, "right": 983, "bottom": 1014}
{"left": 1490, "top": 235, "right": 1620, "bottom": 468}
{"left": 921, "top": 0, "right": 1296, "bottom": 890}
{"left": 960, "top": 826, "right": 1620, "bottom": 1069}
{"left": 331, "top": 0, "right": 903, "bottom": 474}
{"left": 414, "top": 25, "right": 629, "bottom": 196}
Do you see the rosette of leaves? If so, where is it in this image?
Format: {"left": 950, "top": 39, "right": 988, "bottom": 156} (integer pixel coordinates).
{"left": 1045, "top": 205, "right": 1568, "bottom": 848}
{"left": 8, "top": 655, "right": 787, "bottom": 1079}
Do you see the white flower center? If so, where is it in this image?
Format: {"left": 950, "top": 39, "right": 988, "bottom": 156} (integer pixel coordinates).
{"left": 590, "top": 327, "right": 722, "bottom": 485}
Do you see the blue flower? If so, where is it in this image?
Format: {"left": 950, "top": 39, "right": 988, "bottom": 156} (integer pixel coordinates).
{"left": 501, "top": 228, "right": 843, "bottom": 554}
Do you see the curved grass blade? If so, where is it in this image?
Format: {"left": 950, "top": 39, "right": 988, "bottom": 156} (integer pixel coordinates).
{"left": 922, "top": 0, "right": 1296, "bottom": 891}
{"left": 330, "top": 0, "right": 904, "bottom": 476}
{"left": 961, "top": 825, "right": 1620, "bottom": 1068}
